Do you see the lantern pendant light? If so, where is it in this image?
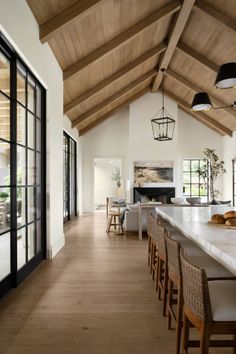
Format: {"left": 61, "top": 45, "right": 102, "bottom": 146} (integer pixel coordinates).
{"left": 151, "top": 69, "right": 175, "bottom": 141}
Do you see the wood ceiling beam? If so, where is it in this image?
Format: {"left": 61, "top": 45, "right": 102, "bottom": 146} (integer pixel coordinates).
{"left": 176, "top": 42, "right": 218, "bottom": 72}
{"left": 63, "top": 1, "right": 181, "bottom": 82}
{"left": 72, "top": 69, "right": 156, "bottom": 128}
{"left": 166, "top": 69, "right": 236, "bottom": 119}
{"left": 193, "top": 0, "right": 236, "bottom": 34}
{"left": 152, "top": 0, "right": 196, "bottom": 92}
{"left": 39, "top": 0, "right": 103, "bottom": 44}
{"left": 64, "top": 42, "right": 166, "bottom": 114}
{"left": 79, "top": 87, "right": 150, "bottom": 135}
{"left": 166, "top": 90, "right": 232, "bottom": 136}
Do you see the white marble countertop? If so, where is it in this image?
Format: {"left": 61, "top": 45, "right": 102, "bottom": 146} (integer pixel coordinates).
{"left": 155, "top": 205, "right": 236, "bottom": 275}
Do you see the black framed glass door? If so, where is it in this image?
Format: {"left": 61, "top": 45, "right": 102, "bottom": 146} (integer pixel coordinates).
{"left": 0, "top": 34, "right": 46, "bottom": 298}
{"left": 63, "top": 132, "right": 77, "bottom": 223}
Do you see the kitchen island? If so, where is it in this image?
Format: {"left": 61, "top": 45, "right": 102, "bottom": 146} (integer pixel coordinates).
{"left": 156, "top": 205, "right": 236, "bottom": 275}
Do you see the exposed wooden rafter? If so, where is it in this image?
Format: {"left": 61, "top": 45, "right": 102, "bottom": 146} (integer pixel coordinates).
{"left": 79, "top": 87, "right": 150, "bottom": 135}
{"left": 193, "top": 0, "right": 236, "bottom": 34}
{"left": 72, "top": 70, "right": 156, "bottom": 128}
{"left": 63, "top": 1, "right": 181, "bottom": 82}
{"left": 39, "top": 0, "right": 103, "bottom": 44}
{"left": 176, "top": 42, "right": 218, "bottom": 72}
{"left": 166, "top": 69, "right": 236, "bottom": 119}
{"left": 166, "top": 90, "right": 233, "bottom": 136}
{"left": 64, "top": 42, "right": 166, "bottom": 114}
{"left": 152, "top": 0, "right": 196, "bottom": 92}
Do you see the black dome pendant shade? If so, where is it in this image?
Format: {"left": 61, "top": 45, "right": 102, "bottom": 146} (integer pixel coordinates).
{"left": 214, "top": 62, "right": 236, "bottom": 89}
{"left": 191, "top": 92, "right": 213, "bottom": 112}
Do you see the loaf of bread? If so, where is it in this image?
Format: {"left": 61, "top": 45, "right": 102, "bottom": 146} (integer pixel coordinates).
{"left": 210, "top": 214, "right": 225, "bottom": 224}
{"left": 225, "top": 218, "right": 236, "bottom": 226}
{"left": 224, "top": 211, "right": 236, "bottom": 220}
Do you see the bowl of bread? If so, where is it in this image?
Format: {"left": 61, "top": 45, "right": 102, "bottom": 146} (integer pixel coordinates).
{"left": 209, "top": 211, "right": 236, "bottom": 228}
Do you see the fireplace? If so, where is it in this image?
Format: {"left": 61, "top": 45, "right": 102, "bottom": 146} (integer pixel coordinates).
{"left": 133, "top": 187, "right": 175, "bottom": 204}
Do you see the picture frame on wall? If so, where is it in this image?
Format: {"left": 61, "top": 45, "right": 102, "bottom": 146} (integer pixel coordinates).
{"left": 134, "top": 160, "right": 174, "bottom": 186}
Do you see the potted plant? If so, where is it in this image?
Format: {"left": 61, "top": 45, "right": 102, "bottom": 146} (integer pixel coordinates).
{"left": 197, "top": 148, "right": 226, "bottom": 203}
{"left": 0, "top": 191, "right": 9, "bottom": 202}
{"left": 111, "top": 167, "right": 121, "bottom": 188}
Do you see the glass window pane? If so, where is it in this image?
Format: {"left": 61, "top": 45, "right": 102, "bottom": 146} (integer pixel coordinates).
{"left": 36, "top": 187, "right": 41, "bottom": 219}
{"left": 28, "top": 112, "right": 35, "bottom": 149}
{"left": 192, "top": 172, "right": 199, "bottom": 183}
{"left": 28, "top": 223, "right": 35, "bottom": 261}
{"left": 17, "top": 187, "right": 26, "bottom": 228}
{"left": 36, "top": 220, "right": 41, "bottom": 253}
{"left": 17, "top": 64, "right": 26, "bottom": 106}
{"left": 17, "top": 146, "right": 26, "bottom": 185}
{"left": 28, "top": 149, "right": 35, "bottom": 185}
{"left": 17, "top": 104, "right": 26, "bottom": 145}
{"left": 0, "top": 52, "right": 10, "bottom": 97}
{"left": 191, "top": 184, "right": 200, "bottom": 196}
{"left": 0, "top": 141, "right": 10, "bottom": 185}
{"left": 0, "top": 187, "right": 10, "bottom": 234}
{"left": 28, "top": 187, "right": 35, "bottom": 223}
{"left": 191, "top": 160, "right": 199, "bottom": 172}
{"left": 0, "top": 232, "right": 11, "bottom": 280}
{"left": 17, "top": 227, "right": 26, "bottom": 270}
{"left": 0, "top": 94, "right": 10, "bottom": 141}
{"left": 36, "top": 86, "right": 41, "bottom": 118}
{"left": 36, "top": 118, "right": 41, "bottom": 151}
{"left": 27, "top": 76, "right": 35, "bottom": 113}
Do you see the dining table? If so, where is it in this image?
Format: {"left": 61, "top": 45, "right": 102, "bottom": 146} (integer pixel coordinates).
{"left": 155, "top": 205, "right": 236, "bottom": 275}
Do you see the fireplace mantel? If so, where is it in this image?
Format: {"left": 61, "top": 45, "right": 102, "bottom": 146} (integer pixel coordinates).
{"left": 133, "top": 187, "right": 175, "bottom": 204}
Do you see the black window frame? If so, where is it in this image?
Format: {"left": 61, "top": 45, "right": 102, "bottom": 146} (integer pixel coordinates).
{"left": 0, "top": 33, "right": 46, "bottom": 298}
{"left": 63, "top": 131, "right": 77, "bottom": 223}
{"left": 182, "top": 159, "right": 209, "bottom": 201}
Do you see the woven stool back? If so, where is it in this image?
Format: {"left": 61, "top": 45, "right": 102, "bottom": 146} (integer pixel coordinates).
{"left": 180, "top": 249, "right": 212, "bottom": 322}
{"left": 156, "top": 224, "right": 166, "bottom": 259}
{"left": 165, "top": 232, "right": 181, "bottom": 279}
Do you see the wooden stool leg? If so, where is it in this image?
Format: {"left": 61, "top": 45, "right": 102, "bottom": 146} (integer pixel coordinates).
{"left": 167, "top": 278, "right": 173, "bottom": 330}
{"left": 106, "top": 215, "right": 112, "bottom": 232}
{"left": 176, "top": 284, "right": 183, "bottom": 354}
{"left": 182, "top": 313, "right": 190, "bottom": 354}
{"left": 162, "top": 261, "right": 168, "bottom": 316}
{"left": 152, "top": 245, "right": 157, "bottom": 280}
{"left": 158, "top": 259, "right": 163, "bottom": 299}
{"left": 200, "top": 323, "right": 210, "bottom": 354}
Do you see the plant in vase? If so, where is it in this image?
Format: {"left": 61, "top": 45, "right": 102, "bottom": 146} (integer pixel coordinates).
{"left": 197, "top": 148, "right": 226, "bottom": 203}
{"left": 111, "top": 167, "right": 121, "bottom": 188}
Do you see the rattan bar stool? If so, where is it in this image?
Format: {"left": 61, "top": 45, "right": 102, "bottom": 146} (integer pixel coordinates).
{"left": 180, "top": 249, "right": 236, "bottom": 354}
{"left": 165, "top": 232, "right": 183, "bottom": 354}
{"left": 147, "top": 212, "right": 155, "bottom": 270}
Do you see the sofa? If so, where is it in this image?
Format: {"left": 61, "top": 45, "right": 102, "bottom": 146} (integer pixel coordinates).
{"left": 123, "top": 204, "right": 156, "bottom": 233}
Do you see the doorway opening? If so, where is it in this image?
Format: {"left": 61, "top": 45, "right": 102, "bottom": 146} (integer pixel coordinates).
{"left": 94, "top": 158, "right": 123, "bottom": 212}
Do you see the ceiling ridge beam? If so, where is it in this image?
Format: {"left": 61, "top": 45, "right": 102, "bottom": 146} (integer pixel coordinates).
{"left": 166, "top": 69, "right": 236, "bottom": 119}
{"left": 72, "top": 69, "right": 157, "bottom": 128}
{"left": 176, "top": 42, "right": 219, "bottom": 72}
{"left": 64, "top": 42, "right": 166, "bottom": 114}
{"left": 152, "top": 0, "right": 196, "bottom": 92}
{"left": 39, "top": 0, "right": 103, "bottom": 44}
{"left": 166, "top": 90, "right": 232, "bottom": 136}
{"left": 63, "top": 1, "right": 181, "bottom": 82}
{"left": 79, "top": 87, "right": 150, "bottom": 135}
{"left": 193, "top": 0, "right": 236, "bottom": 34}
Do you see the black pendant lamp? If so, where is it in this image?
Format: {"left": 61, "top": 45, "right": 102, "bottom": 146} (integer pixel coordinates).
{"left": 191, "top": 92, "right": 213, "bottom": 112}
{"left": 214, "top": 62, "right": 236, "bottom": 89}
{"left": 151, "top": 69, "right": 175, "bottom": 141}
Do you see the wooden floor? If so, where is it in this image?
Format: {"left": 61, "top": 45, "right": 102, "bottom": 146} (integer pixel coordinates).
{"left": 0, "top": 213, "right": 233, "bottom": 353}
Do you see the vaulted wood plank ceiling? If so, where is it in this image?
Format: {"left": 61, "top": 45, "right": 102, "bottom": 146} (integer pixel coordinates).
{"left": 27, "top": 0, "right": 236, "bottom": 136}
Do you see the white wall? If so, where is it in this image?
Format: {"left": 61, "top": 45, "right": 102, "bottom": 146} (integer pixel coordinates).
{"left": 81, "top": 108, "right": 129, "bottom": 212}
{"left": 81, "top": 92, "right": 224, "bottom": 212}
{"left": 0, "top": 0, "right": 66, "bottom": 258}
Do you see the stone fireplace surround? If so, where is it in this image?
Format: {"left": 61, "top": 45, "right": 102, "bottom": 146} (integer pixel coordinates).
{"left": 133, "top": 187, "right": 175, "bottom": 204}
